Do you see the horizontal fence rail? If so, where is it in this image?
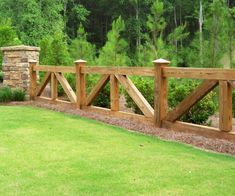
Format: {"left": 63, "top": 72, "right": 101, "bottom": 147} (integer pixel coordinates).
{"left": 163, "top": 67, "right": 235, "bottom": 80}
{"left": 29, "top": 59, "right": 235, "bottom": 142}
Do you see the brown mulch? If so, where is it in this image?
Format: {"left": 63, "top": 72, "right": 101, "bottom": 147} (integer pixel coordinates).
{"left": 2, "top": 101, "right": 235, "bottom": 156}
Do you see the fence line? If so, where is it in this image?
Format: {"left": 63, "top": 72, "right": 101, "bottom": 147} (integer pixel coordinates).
{"left": 29, "top": 59, "right": 235, "bottom": 141}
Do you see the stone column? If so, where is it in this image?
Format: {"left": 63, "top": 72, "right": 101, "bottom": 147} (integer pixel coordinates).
{"left": 1, "top": 45, "right": 40, "bottom": 94}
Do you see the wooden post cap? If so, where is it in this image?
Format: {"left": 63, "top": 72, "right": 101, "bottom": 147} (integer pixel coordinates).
{"left": 153, "top": 58, "right": 171, "bottom": 64}
{"left": 74, "top": 59, "right": 87, "bottom": 64}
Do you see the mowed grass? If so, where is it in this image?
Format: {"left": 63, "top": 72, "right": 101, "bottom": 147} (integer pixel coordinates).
{"left": 0, "top": 107, "right": 235, "bottom": 196}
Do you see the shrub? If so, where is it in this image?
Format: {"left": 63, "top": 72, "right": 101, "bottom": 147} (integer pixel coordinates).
{"left": 125, "top": 76, "right": 154, "bottom": 114}
{"left": 124, "top": 77, "right": 217, "bottom": 125}
{"left": 56, "top": 74, "right": 110, "bottom": 108}
{"left": 168, "top": 79, "right": 217, "bottom": 125}
{"left": 0, "top": 87, "right": 26, "bottom": 102}
{"left": 0, "top": 71, "right": 3, "bottom": 83}
{"left": 86, "top": 74, "right": 110, "bottom": 108}
{"left": 12, "top": 88, "right": 26, "bottom": 101}
{"left": 0, "top": 87, "right": 13, "bottom": 102}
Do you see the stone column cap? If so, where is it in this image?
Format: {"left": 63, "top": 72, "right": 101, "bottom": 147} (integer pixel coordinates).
{"left": 0, "top": 45, "right": 40, "bottom": 52}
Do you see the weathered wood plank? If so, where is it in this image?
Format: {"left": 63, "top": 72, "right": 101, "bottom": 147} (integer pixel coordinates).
{"left": 115, "top": 75, "right": 154, "bottom": 118}
{"left": 163, "top": 120, "right": 235, "bottom": 142}
{"left": 51, "top": 73, "right": 58, "bottom": 101}
{"left": 166, "top": 80, "right": 218, "bottom": 122}
{"left": 110, "top": 75, "right": 119, "bottom": 111}
{"left": 84, "top": 106, "right": 154, "bottom": 125}
{"left": 29, "top": 61, "right": 37, "bottom": 100}
{"left": 219, "top": 81, "right": 233, "bottom": 132}
{"left": 34, "top": 65, "right": 76, "bottom": 73}
{"left": 36, "top": 72, "right": 51, "bottom": 96}
{"left": 153, "top": 59, "right": 170, "bottom": 127}
{"left": 55, "top": 73, "right": 76, "bottom": 103}
{"left": 81, "top": 67, "right": 154, "bottom": 76}
{"left": 86, "top": 75, "right": 110, "bottom": 106}
{"left": 75, "top": 60, "right": 87, "bottom": 109}
{"left": 163, "top": 67, "right": 235, "bottom": 80}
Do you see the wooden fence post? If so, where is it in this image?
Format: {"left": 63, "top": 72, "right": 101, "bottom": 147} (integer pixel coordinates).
{"left": 75, "top": 59, "right": 87, "bottom": 109}
{"left": 29, "top": 60, "right": 37, "bottom": 100}
{"left": 219, "top": 81, "right": 232, "bottom": 132}
{"left": 51, "top": 73, "right": 58, "bottom": 101}
{"left": 110, "top": 75, "right": 119, "bottom": 111}
{"left": 153, "top": 58, "right": 170, "bottom": 127}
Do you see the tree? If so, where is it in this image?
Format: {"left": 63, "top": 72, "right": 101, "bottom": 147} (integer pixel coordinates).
{"left": 40, "top": 32, "right": 71, "bottom": 66}
{"left": 69, "top": 24, "right": 96, "bottom": 64}
{"left": 0, "top": 18, "right": 21, "bottom": 69}
{"left": 204, "top": 0, "right": 228, "bottom": 68}
{"left": 97, "top": 16, "right": 130, "bottom": 66}
{"left": 147, "top": 0, "right": 166, "bottom": 47}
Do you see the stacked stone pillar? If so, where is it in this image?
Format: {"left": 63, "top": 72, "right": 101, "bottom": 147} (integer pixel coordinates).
{"left": 1, "top": 45, "right": 40, "bottom": 94}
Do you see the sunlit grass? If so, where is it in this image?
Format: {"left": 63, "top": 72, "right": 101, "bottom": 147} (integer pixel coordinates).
{"left": 0, "top": 106, "right": 235, "bottom": 195}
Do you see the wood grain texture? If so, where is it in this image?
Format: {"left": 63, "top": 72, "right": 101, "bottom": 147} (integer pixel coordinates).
{"left": 110, "top": 75, "right": 119, "bottom": 111}
{"left": 55, "top": 73, "right": 76, "bottom": 103}
{"left": 154, "top": 62, "right": 169, "bottom": 127}
{"left": 29, "top": 62, "right": 37, "bottom": 100}
{"left": 81, "top": 67, "right": 154, "bottom": 76}
{"left": 163, "top": 67, "right": 235, "bottom": 80}
{"left": 219, "top": 81, "right": 233, "bottom": 132}
{"left": 163, "top": 121, "right": 235, "bottom": 142}
{"left": 116, "top": 75, "right": 154, "bottom": 118}
{"left": 166, "top": 80, "right": 218, "bottom": 122}
{"left": 51, "top": 73, "right": 58, "bottom": 101}
{"left": 75, "top": 61, "right": 87, "bottom": 109}
{"left": 34, "top": 65, "right": 76, "bottom": 73}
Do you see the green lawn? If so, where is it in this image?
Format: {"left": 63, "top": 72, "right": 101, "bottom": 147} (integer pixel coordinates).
{"left": 0, "top": 106, "right": 235, "bottom": 195}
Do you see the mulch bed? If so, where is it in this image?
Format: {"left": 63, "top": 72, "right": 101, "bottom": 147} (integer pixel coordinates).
{"left": 2, "top": 100, "right": 235, "bottom": 156}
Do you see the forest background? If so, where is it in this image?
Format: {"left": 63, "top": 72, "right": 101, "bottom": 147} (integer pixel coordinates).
{"left": 0, "top": 0, "right": 234, "bottom": 68}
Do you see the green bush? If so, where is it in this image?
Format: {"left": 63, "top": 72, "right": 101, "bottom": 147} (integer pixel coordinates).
{"left": 124, "top": 77, "right": 217, "bottom": 125}
{"left": 56, "top": 74, "right": 110, "bottom": 108}
{"left": 0, "top": 87, "right": 26, "bottom": 102}
{"left": 0, "top": 71, "right": 3, "bottom": 83}
{"left": 0, "top": 87, "right": 13, "bottom": 102}
{"left": 125, "top": 76, "right": 154, "bottom": 114}
{"left": 12, "top": 88, "right": 26, "bottom": 101}
{"left": 168, "top": 79, "right": 217, "bottom": 125}
{"left": 86, "top": 74, "right": 110, "bottom": 108}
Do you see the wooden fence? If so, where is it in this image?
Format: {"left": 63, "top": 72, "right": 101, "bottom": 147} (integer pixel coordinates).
{"left": 29, "top": 59, "right": 235, "bottom": 141}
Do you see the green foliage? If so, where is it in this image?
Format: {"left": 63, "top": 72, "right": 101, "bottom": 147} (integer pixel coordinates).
{"left": 168, "top": 79, "right": 217, "bottom": 125}
{"left": 97, "top": 16, "right": 131, "bottom": 66}
{"left": 0, "top": 87, "right": 13, "bottom": 102}
{"left": 69, "top": 24, "right": 96, "bottom": 64}
{"left": 40, "top": 32, "right": 72, "bottom": 66}
{"left": 0, "top": 71, "right": 3, "bottom": 83}
{"left": 124, "top": 77, "right": 217, "bottom": 125}
{"left": 203, "top": 0, "right": 229, "bottom": 68}
{"left": 0, "top": 87, "right": 26, "bottom": 102}
{"left": 0, "top": 18, "right": 21, "bottom": 70}
{"left": 125, "top": 77, "right": 154, "bottom": 114}
{"left": 147, "top": 0, "right": 166, "bottom": 46}
{"left": 167, "top": 24, "right": 189, "bottom": 67}
{"left": 12, "top": 88, "right": 26, "bottom": 101}
{"left": 0, "top": 0, "right": 64, "bottom": 45}
{"left": 86, "top": 75, "right": 110, "bottom": 108}
{"left": 232, "top": 91, "right": 235, "bottom": 118}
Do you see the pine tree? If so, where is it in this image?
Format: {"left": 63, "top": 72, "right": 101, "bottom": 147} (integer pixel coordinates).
{"left": 97, "top": 16, "right": 130, "bottom": 66}
{"left": 40, "top": 32, "right": 71, "bottom": 66}
{"left": 69, "top": 24, "right": 95, "bottom": 64}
